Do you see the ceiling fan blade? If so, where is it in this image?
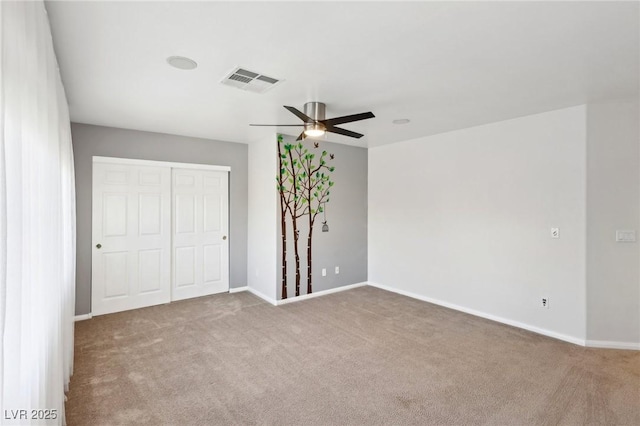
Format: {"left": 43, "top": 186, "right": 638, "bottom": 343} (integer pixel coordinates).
{"left": 296, "top": 131, "right": 306, "bottom": 141}
{"left": 249, "top": 124, "right": 305, "bottom": 126}
{"left": 284, "top": 106, "right": 315, "bottom": 123}
{"left": 321, "top": 111, "right": 375, "bottom": 127}
{"left": 326, "top": 125, "right": 364, "bottom": 139}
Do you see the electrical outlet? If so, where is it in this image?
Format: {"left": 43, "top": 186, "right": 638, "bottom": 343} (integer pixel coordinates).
{"left": 541, "top": 297, "right": 550, "bottom": 309}
{"left": 335, "top": 266, "right": 340, "bottom": 274}
{"left": 322, "top": 268, "right": 326, "bottom": 277}
{"left": 551, "top": 228, "right": 559, "bottom": 239}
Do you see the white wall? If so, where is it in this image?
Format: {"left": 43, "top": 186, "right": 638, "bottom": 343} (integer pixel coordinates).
{"left": 369, "top": 106, "right": 588, "bottom": 343}
{"left": 247, "top": 135, "right": 278, "bottom": 303}
{"left": 586, "top": 99, "right": 640, "bottom": 346}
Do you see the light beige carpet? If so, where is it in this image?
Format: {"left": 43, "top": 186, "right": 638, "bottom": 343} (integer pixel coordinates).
{"left": 66, "top": 286, "right": 640, "bottom": 425}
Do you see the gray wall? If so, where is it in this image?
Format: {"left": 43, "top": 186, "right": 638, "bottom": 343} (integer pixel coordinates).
{"left": 71, "top": 123, "right": 248, "bottom": 315}
{"left": 586, "top": 98, "right": 639, "bottom": 344}
{"left": 276, "top": 135, "right": 368, "bottom": 300}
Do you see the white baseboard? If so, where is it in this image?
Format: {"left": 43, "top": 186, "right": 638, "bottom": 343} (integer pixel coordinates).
{"left": 276, "top": 282, "right": 368, "bottom": 306}
{"left": 367, "top": 281, "right": 587, "bottom": 347}
{"left": 246, "top": 287, "right": 278, "bottom": 306}
{"left": 74, "top": 313, "right": 92, "bottom": 322}
{"left": 585, "top": 340, "right": 640, "bottom": 350}
{"left": 76, "top": 281, "right": 638, "bottom": 350}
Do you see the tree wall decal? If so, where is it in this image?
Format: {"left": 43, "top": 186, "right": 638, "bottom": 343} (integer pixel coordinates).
{"left": 279, "top": 139, "right": 305, "bottom": 297}
{"left": 276, "top": 134, "right": 289, "bottom": 299}
{"left": 277, "top": 134, "right": 335, "bottom": 298}
{"left": 300, "top": 149, "right": 334, "bottom": 294}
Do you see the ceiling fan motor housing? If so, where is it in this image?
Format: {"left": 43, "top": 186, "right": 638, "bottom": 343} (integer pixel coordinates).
{"left": 304, "top": 102, "right": 326, "bottom": 132}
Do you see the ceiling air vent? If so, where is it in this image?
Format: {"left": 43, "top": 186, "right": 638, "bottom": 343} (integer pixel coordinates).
{"left": 220, "top": 67, "right": 282, "bottom": 94}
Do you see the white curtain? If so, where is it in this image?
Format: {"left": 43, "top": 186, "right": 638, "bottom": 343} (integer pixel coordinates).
{"left": 0, "top": 1, "right": 76, "bottom": 425}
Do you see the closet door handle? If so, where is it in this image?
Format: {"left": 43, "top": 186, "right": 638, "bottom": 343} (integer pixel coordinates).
{"left": 96, "top": 243, "right": 102, "bottom": 249}
{"left": 222, "top": 236, "right": 227, "bottom": 240}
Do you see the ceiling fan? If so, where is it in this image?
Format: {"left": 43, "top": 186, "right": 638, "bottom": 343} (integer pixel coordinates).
{"left": 250, "top": 102, "right": 375, "bottom": 141}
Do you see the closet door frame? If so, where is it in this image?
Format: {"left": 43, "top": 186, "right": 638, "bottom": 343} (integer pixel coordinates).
{"left": 91, "top": 156, "right": 231, "bottom": 315}
{"left": 93, "top": 156, "right": 230, "bottom": 173}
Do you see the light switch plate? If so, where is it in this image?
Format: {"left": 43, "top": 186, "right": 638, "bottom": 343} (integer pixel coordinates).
{"left": 551, "top": 228, "right": 560, "bottom": 239}
{"left": 616, "top": 230, "right": 636, "bottom": 243}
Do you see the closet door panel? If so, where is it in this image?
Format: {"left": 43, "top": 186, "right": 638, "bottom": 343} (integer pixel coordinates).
{"left": 172, "top": 169, "right": 229, "bottom": 301}
{"left": 92, "top": 163, "right": 171, "bottom": 315}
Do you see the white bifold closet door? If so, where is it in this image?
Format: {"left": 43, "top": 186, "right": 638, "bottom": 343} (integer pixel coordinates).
{"left": 92, "top": 163, "right": 172, "bottom": 316}
{"left": 172, "top": 168, "right": 229, "bottom": 301}
{"left": 92, "top": 161, "right": 229, "bottom": 316}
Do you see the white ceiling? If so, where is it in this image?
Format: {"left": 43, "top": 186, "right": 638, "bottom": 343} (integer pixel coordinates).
{"left": 45, "top": 1, "right": 639, "bottom": 148}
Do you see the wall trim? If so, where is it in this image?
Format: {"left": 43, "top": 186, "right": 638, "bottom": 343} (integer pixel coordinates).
{"left": 247, "top": 287, "right": 278, "bottom": 306}
{"left": 367, "top": 281, "right": 587, "bottom": 347}
{"left": 276, "top": 282, "right": 368, "bottom": 306}
{"left": 93, "top": 156, "right": 231, "bottom": 172}
{"left": 74, "top": 314, "right": 93, "bottom": 322}
{"left": 229, "top": 286, "right": 249, "bottom": 294}
{"left": 585, "top": 340, "right": 640, "bottom": 350}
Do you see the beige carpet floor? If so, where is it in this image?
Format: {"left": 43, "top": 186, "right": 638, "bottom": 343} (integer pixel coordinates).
{"left": 66, "top": 286, "right": 640, "bottom": 425}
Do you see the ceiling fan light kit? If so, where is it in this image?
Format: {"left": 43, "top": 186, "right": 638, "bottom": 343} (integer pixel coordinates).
{"left": 250, "top": 101, "right": 375, "bottom": 141}
{"left": 304, "top": 124, "right": 326, "bottom": 138}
